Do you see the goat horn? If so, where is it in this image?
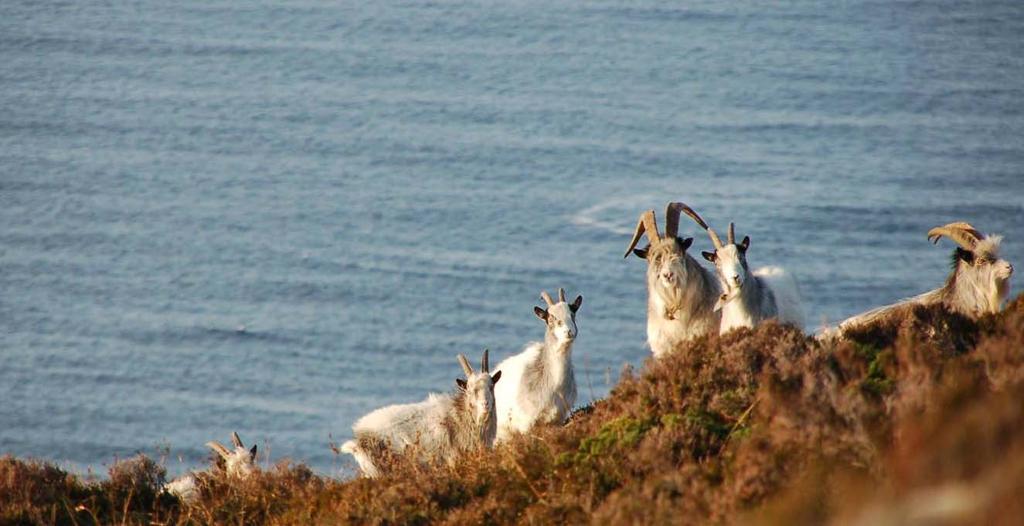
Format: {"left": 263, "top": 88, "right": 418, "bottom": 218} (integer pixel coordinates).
{"left": 457, "top": 354, "right": 474, "bottom": 377}
{"left": 665, "top": 202, "right": 685, "bottom": 238}
{"left": 557, "top": 288, "right": 566, "bottom": 303}
{"left": 927, "top": 222, "right": 984, "bottom": 251}
{"left": 480, "top": 349, "right": 489, "bottom": 373}
{"left": 707, "top": 227, "right": 724, "bottom": 250}
{"left": 727, "top": 222, "right": 735, "bottom": 245}
{"left": 540, "top": 290, "right": 555, "bottom": 306}
{"left": 230, "top": 432, "right": 244, "bottom": 449}
{"left": 677, "top": 203, "right": 709, "bottom": 230}
{"left": 624, "top": 210, "right": 660, "bottom": 258}
{"left": 206, "top": 441, "right": 231, "bottom": 459}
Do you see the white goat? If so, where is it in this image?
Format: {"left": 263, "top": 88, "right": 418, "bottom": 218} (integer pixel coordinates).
{"left": 164, "top": 432, "right": 258, "bottom": 503}
{"left": 838, "top": 222, "right": 1013, "bottom": 334}
{"left": 341, "top": 350, "right": 501, "bottom": 478}
{"left": 692, "top": 220, "right": 805, "bottom": 334}
{"left": 493, "top": 288, "right": 582, "bottom": 443}
{"left": 624, "top": 202, "right": 722, "bottom": 357}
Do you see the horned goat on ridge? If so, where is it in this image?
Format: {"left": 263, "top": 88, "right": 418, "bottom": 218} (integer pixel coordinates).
{"left": 624, "top": 202, "right": 722, "bottom": 358}
{"left": 837, "top": 222, "right": 1013, "bottom": 335}
{"left": 493, "top": 288, "right": 582, "bottom": 443}
{"left": 163, "top": 431, "right": 258, "bottom": 503}
{"left": 687, "top": 215, "right": 805, "bottom": 334}
{"left": 341, "top": 350, "right": 501, "bottom": 478}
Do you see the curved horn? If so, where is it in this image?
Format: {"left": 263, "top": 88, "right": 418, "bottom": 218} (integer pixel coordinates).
{"left": 557, "top": 288, "right": 566, "bottom": 303}
{"left": 206, "top": 441, "right": 231, "bottom": 459}
{"left": 457, "top": 354, "right": 474, "bottom": 377}
{"left": 665, "top": 202, "right": 685, "bottom": 238}
{"left": 624, "top": 210, "right": 660, "bottom": 258}
{"left": 677, "top": 203, "right": 709, "bottom": 230}
{"left": 540, "top": 290, "right": 555, "bottom": 306}
{"left": 230, "top": 432, "right": 244, "bottom": 449}
{"left": 927, "top": 222, "right": 984, "bottom": 251}
{"left": 480, "top": 349, "right": 489, "bottom": 373}
{"left": 727, "top": 222, "right": 735, "bottom": 245}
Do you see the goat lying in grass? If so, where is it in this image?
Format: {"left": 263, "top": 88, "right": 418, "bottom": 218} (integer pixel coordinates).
{"left": 164, "top": 432, "right": 258, "bottom": 503}
{"left": 838, "top": 222, "right": 1013, "bottom": 335}
{"left": 625, "top": 202, "right": 722, "bottom": 357}
{"left": 493, "top": 288, "right": 582, "bottom": 443}
{"left": 341, "top": 350, "right": 501, "bottom": 477}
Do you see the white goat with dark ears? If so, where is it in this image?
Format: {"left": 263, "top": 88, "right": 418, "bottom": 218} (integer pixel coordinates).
{"left": 341, "top": 350, "right": 501, "bottom": 478}
{"left": 493, "top": 288, "right": 582, "bottom": 443}
{"left": 624, "top": 203, "right": 722, "bottom": 357}
{"left": 163, "top": 432, "right": 258, "bottom": 503}
{"left": 692, "top": 219, "right": 805, "bottom": 334}
{"left": 837, "top": 222, "right": 1013, "bottom": 335}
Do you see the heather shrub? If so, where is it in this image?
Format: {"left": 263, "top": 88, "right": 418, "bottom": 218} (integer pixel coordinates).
{"left": 2, "top": 295, "right": 1021, "bottom": 525}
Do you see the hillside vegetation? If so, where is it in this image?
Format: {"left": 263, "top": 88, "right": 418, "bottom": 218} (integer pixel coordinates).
{"left": 4, "top": 296, "right": 1024, "bottom": 525}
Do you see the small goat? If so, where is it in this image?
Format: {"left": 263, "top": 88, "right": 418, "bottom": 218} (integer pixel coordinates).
{"left": 691, "top": 219, "right": 805, "bottom": 333}
{"left": 625, "top": 202, "right": 722, "bottom": 357}
{"left": 838, "top": 222, "right": 1013, "bottom": 334}
{"left": 341, "top": 350, "right": 501, "bottom": 478}
{"left": 164, "top": 432, "right": 258, "bottom": 503}
{"left": 493, "top": 288, "right": 582, "bottom": 443}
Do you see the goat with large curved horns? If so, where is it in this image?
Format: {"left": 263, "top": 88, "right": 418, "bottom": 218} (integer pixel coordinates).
{"left": 837, "top": 221, "right": 1013, "bottom": 334}
{"left": 624, "top": 202, "right": 722, "bottom": 358}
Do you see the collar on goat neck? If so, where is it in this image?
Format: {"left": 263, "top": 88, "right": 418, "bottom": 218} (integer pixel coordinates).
{"left": 713, "top": 274, "right": 763, "bottom": 313}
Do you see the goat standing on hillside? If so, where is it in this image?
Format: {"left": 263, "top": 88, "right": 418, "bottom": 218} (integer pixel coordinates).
{"left": 838, "top": 222, "right": 1013, "bottom": 334}
{"left": 493, "top": 288, "right": 582, "bottom": 443}
{"left": 690, "top": 219, "right": 804, "bottom": 334}
{"left": 625, "top": 202, "right": 722, "bottom": 357}
{"left": 341, "top": 350, "right": 501, "bottom": 477}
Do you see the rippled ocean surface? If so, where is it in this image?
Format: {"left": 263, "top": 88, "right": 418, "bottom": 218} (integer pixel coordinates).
{"left": 2, "top": 0, "right": 1022, "bottom": 475}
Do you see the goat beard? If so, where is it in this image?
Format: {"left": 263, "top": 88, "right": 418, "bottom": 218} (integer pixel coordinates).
{"left": 992, "top": 276, "right": 1011, "bottom": 311}
{"left": 475, "top": 412, "right": 496, "bottom": 445}
{"left": 654, "top": 280, "right": 686, "bottom": 314}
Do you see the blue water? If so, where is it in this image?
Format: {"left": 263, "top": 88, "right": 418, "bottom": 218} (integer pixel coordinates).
{"left": 2, "top": 0, "right": 1022, "bottom": 476}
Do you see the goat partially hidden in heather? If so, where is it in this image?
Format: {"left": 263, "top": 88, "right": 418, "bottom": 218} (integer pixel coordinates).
{"left": 838, "top": 222, "right": 1013, "bottom": 334}
{"left": 689, "top": 217, "right": 805, "bottom": 334}
{"left": 341, "top": 350, "right": 501, "bottom": 478}
{"left": 493, "top": 288, "right": 582, "bottom": 443}
{"left": 625, "top": 202, "right": 722, "bottom": 357}
{"left": 164, "top": 432, "right": 258, "bottom": 503}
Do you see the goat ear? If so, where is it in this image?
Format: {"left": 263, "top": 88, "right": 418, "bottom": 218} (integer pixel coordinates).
{"left": 740, "top": 236, "right": 750, "bottom": 251}
{"left": 491, "top": 371, "right": 501, "bottom": 385}
{"left": 570, "top": 295, "right": 583, "bottom": 313}
{"left": 534, "top": 306, "right": 548, "bottom": 321}
{"left": 632, "top": 248, "right": 648, "bottom": 259}
{"left": 456, "top": 378, "right": 467, "bottom": 391}
{"left": 249, "top": 444, "right": 258, "bottom": 461}
{"left": 956, "top": 247, "right": 975, "bottom": 264}
{"left": 677, "top": 237, "right": 693, "bottom": 251}
{"left": 702, "top": 251, "right": 716, "bottom": 262}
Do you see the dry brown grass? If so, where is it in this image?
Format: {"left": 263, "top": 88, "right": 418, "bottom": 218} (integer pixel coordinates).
{"left": 3, "top": 295, "right": 1023, "bottom": 525}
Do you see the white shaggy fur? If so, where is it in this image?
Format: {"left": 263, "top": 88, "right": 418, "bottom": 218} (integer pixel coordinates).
{"left": 493, "top": 289, "right": 582, "bottom": 443}
{"left": 837, "top": 225, "right": 1013, "bottom": 335}
{"left": 700, "top": 225, "right": 805, "bottom": 334}
{"left": 164, "top": 432, "right": 258, "bottom": 504}
{"left": 625, "top": 204, "right": 723, "bottom": 358}
{"left": 341, "top": 351, "right": 500, "bottom": 478}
